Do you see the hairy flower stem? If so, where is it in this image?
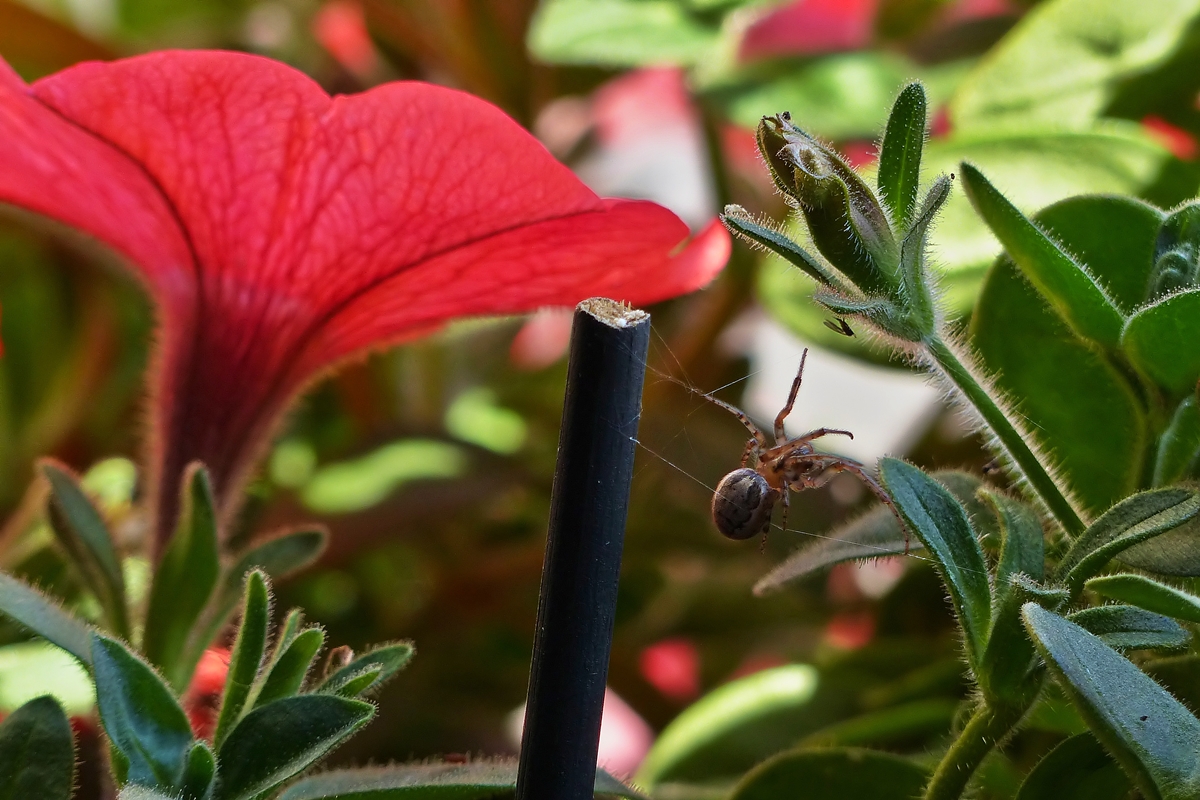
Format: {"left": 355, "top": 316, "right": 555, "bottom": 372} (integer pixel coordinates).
{"left": 923, "top": 701, "right": 1024, "bottom": 800}
{"left": 926, "top": 335, "right": 1086, "bottom": 537}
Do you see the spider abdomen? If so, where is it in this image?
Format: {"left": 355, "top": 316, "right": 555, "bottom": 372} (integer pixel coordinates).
{"left": 712, "top": 468, "right": 779, "bottom": 540}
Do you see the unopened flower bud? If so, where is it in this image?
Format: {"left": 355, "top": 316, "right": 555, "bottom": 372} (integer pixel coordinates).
{"left": 757, "top": 113, "right": 899, "bottom": 295}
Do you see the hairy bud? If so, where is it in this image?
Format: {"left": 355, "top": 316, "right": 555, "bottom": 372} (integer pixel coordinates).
{"left": 1149, "top": 203, "right": 1200, "bottom": 300}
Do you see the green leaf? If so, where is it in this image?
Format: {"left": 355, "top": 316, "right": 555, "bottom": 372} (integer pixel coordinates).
{"left": 255, "top": 627, "right": 324, "bottom": 707}
{"left": 1015, "top": 732, "right": 1132, "bottom": 800}
{"left": 0, "top": 572, "right": 92, "bottom": 665}
{"left": 982, "top": 489, "right": 1045, "bottom": 597}
{"left": 1057, "top": 487, "right": 1200, "bottom": 595}
{"left": 878, "top": 83, "right": 927, "bottom": 232}
{"left": 319, "top": 641, "right": 414, "bottom": 697}
{"left": 721, "top": 205, "right": 849, "bottom": 292}
{"left": 42, "top": 461, "right": 129, "bottom": 638}
{"left": 980, "top": 575, "right": 1067, "bottom": 703}
{"left": 797, "top": 698, "right": 958, "bottom": 748}
{"left": 1087, "top": 574, "right": 1200, "bottom": 623}
{"left": 179, "top": 741, "right": 215, "bottom": 800}
{"left": 213, "top": 571, "right": 270, "bottom": 750}
{"left": 960, "top": 164, "right": 1125, "bottom": 347}
{"left": 950, "top": 0, "right": 1200, "bottom": 130}
{"left": 1116, "top": 513, "right": 1200, "bottom": 576}
{"left": 1154, "top": 396, "right": 1200, "bottom": 485}
{"left": 879, "top": 459, "right": 992, "bottom": 663}
{"left": 896, "top": 175, "right": 950, "bottom": 336}
{"left": 1022, "top": 603, "right": 1200, "bottom": 800}
{"left": 118, "top": 788, "right": 180, "bottom": 800}
{"left": 971, "top": 195, "right": 1162, "bottom": 512}
{"left": 0, "top": 695, "right": 74, "bottom": 800}
{"left": 278, "top": 762, "right": 647, "bottom": 799}
{"left": 145, "top": 465, "right": 220, "bottom": 693}
{"left": 214, "top": 695, "right": 374, "bottom": 800}
{"left": 634, "top": 665, "right": 819, "bottom": 787}
{"left": 91, "top": 634, "right": 193, "bottom": 788}
{"left": 178, "top": 528, "right": 325, "bottom": 695}
{"left": 330, "top": 666, "right": 382, "bottom": 698}
{"left": 1068, "top": 605, "right": 1189, "bottom": 651}
{"left": 755, "top": 471, "right": 990, "bottom": 594}
{"left": 527, "top": 0, "right": 718, "bottom": 68}
{"left": 729, "top": 747, "right": 927, "bottom": 800}
{"left": 1122, "top": 289, "right": 1200, "bottom": 395}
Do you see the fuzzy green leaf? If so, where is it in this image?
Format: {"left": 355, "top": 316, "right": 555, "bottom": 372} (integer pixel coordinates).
{"left": 213, "top": 571, "right": 271, "bottom": 750}
{"left": 1116, "top": 515, "right": 1200, "bottom": 576}
{"left": 879, "top": 459, "right": 992, "bottom": 663}
{"left": 118, "top": 788, "right": 179, "bottom": 800}
{"left": 0, "top": 572, "right": 92, "bottom": 665}
{"left": 145, "top": 465, "right": 220, "bottom": 692}
{"left": 1057, "top": 487, "right": 1200, "bottom": 594}
{"left": 0, "top": 696, "right": 74, "bottom": 800}
{"left": 255, "top": 627, "right": 325, "bottom": 707}
{"left": 179, "top": 741, "right": 215, "bottom": 800}
{"left": 1015, "top": 732, "right": 1131, "bottom": 800}
{"left": 1087, "top": 574, "right": 1200, "bottom": 623}
{"left": 42, "top": 461, "right": 128, "bottom": 638}
{"left": 982, "top": 489, "right": 1045, "bottom": 600}
{"left": 178, "top": 529, "right": 325, "bottom": 699}
{"left": 319, "top": 642, "right": 414, "bottom": 697}
{"left": 895, "top": 175, "right": 950, "bottom": 336}
{"left": 1068, "top": 605, "right": 1189, "bottom": 651}
{"left": 1022, "top": 604, "right": 1200, "bottom": 800}
{"left": 720, "top": 205, "right": 849, "bottom": 292}
{"left": 330, "top": 666, "right": 383, "bottom": 698}
{"left": 1122, "top": 289, "right": 1200, "bottom": 396}
{"left": 960, "top": 164, "right": 1124, "bottom": 347}
{"left": 634, "top": 665, "right": 819, "bottom": 787}
{"left": 214, "top": 695, "right": 374, "bottom": 800}
{"left": 278, "top": 762, "right": 647, "bottom": 799}
{"left": 1155, "top": 396, "right": 1200, "bottom": 486}
{"left": 730, "top": 747, "right": 928, "bottom": 800}
{"left": 91, "top": 634, "right": 193, "bottom": 789}
{"left": 756, "top": 471, "right": 990, "bottom": 594}
{"left": 980, "top": 576, "right": 1067, "bottom": 704}
{"left": 878, "top": 83, "right": 928, "bottom": 232}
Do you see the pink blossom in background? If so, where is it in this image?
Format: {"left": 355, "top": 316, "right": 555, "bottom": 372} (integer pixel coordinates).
{"left": 639, "top": 637, "right": 701, "bottom": 701}
{"left": 313, "top": 0, "right": 380, "bottom": 78}
{"left": 510, "top": 308, "right": 575, "bottom": 370}
{"left": 740, "top": 0, "right": 878, "bottom": 62}
{"left": 1142, "top": 115, "right": 1198, "bottom": 161}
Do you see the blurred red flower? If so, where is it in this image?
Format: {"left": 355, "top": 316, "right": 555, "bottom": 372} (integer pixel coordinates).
{"left": 0, "top": 51, "right": 729, "bottom": 548}
{"left": 740, "top": 0, "right": 877, "bottom": 62}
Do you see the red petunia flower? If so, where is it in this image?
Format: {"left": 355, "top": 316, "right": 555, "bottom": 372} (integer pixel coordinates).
{"left": 0, "top": 51, "right": 729, "bottom": 549}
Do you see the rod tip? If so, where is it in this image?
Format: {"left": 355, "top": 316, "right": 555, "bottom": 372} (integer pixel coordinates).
{"left": 578, "top": 297, "right": 649, "bottom": 329}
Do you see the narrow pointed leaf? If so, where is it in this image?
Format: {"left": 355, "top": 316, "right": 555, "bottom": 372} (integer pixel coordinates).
{"left": 319, "top": 641, "right": 414, "bottom": 697}
{"left": 1022, "top": 604, "right": 1200, "bottom": 800}
{"left": 634, "top": 665, "right": 818, "bottom": 787}
{"left": 878, "top": 83, "right": 927, "bottom": 232}
{"left": 1087, "top": 574, "right": 1200, "bottom": 624}
{"left": 42, "top": 461, "right": 129, "bottom": 637}
{"left": 1116, "top": 516, "right": 1200, "bottom": 577}
{"left": 960, "top": 163, "right": 1124, "bottom": 347}
{"left": 980, "top": 575, "right": 1066, "bottom": 704}
{"left": 256, "top": 628, "right": 325, "bottom": 707}
{"left": 1068, "top": 605, "right": 1189, "bottom": 651}
{"left": 277, "top": 762, "right": 647, "bottom": 799}
{"left": 213, "top": 571, "right": 270, "bottom": 750}
{"left": 179, "top": 528, "right": 324, "bottom": 696}
{"left": 145, "top": 465, "right": 220, "bottom": 692}
{"left": 1058, "top": 487, "right": 1200, "bottom": 595}
{"left": 119, "top": 788, "right": 179, "bottom": 800}
{"left": 179, "top": 741, "right": 215, "bottom": 800}
{"left": 730, "top": 747, "right": 928, "bottom": 800}
{"left": 0, "top": 695, "right": 75, "bottom": 800}
{"left": 214, "top": 695, "right": 374, "bottom": 800}
{"left": 721, "top": 205, "right": 849, "bottom": 292}
{"left": 1155, "top": 396, "right": 1200, "bottom": 486}
{"left": 1122, "top": 289, "right": 1200, "bottom": 396}
{"left": 91, "top": 634, "right": 193, "bottom": 789}
{"left": 896, "top": 175, "right": 950, "bottom": 336}
{"left": 1015, "top": 732, "right": 1131, "bottom": 800}
{"left": 0, "top": 572, "right": 91, "bottom": 664}
{"left": 879, "top": 458, "right": 991, "bottom": 663}
{"left": 330, "top": 666, "right": 383, "bottom": 698}
{"left": 756, "top": 471, "right": 989, "bottom": 593}
{"left": 981, "top": 489, "right": 1044, "bottom": 601}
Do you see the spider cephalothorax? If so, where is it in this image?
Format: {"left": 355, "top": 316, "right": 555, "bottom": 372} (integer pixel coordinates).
{"left": 707, "top": 349, "right": 902, "bottom": 546}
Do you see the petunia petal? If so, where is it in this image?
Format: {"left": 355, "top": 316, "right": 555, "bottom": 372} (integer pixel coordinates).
{"left": 1, "top": 51, "right": 728, "bottom": 540}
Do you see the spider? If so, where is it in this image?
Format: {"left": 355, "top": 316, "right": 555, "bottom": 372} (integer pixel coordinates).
{"left": 705, "top": 349, "right": 902, "bottom": 547}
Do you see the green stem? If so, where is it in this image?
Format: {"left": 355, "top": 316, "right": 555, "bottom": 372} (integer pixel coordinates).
{"left": 923, "top": 702, "right": 1023, "bottom": 800}
{"left": 926, "top": 335, "right": 1086, "bottom": 537}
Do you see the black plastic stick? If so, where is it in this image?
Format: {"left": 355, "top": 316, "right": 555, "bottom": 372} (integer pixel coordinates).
{"left": 516, "top": 298, "right": 651, "bottom": 800}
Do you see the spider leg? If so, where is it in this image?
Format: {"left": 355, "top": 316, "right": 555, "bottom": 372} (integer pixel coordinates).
{"left": 762, "top": 489, "right": 786, "bottom": 554}
{"left": 654, "top": 372, "right": 770, "bottom": 451}
{"left": 740, "top": 438, "right": 759, "bottom": 468}
{"left": 773, "top": 348, "right": 808, "bottom": 444}
{"left": 799, "top": 456, "right": 909, "bottom": 553}
{"left": 796, "top": 427, "right": 855, "bottom": 444}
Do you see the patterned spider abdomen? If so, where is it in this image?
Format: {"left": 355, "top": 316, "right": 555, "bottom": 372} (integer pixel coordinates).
{"left": 712, "top": 468, "right": 779, "bottom": 540}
